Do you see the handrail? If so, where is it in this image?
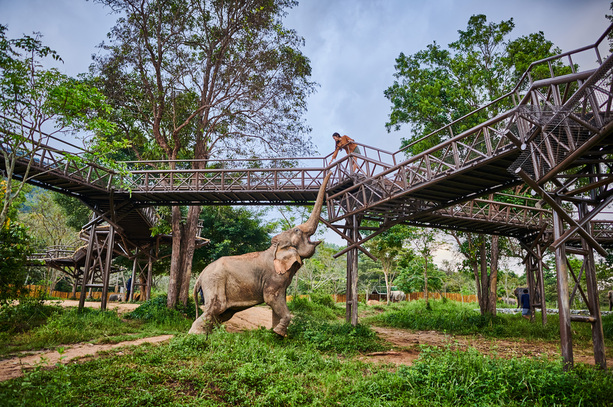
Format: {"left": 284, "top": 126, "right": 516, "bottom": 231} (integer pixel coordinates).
{"left": 397, "top": 22, "right": 613, "bottom": 157}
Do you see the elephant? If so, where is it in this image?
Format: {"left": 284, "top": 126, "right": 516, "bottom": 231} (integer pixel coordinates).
{"left": 513, "top": 287, "right": 527, "bottom": 308}
{"left": 514, "top": 286, "right": 542, "bottom": 310}
{"left": 389, "top": 290, "right": 406, "bottom": 302}
{"left": 608, "top": 290, "right": 612, "bottom": 311}
{"left": 189, "top": 172, "right": 332, "bottom": 337}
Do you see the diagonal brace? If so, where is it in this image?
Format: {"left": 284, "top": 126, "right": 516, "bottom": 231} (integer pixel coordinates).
{"left": 516, "top": 169, "right": 607, "bottom": 257}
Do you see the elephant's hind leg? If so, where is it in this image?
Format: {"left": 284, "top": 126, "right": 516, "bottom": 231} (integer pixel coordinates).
{"left": 188, "top": 296, "right": 227, "bottom": 334}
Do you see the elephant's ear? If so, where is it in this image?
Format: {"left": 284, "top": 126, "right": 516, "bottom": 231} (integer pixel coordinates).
{"left": 274, "top": 246, "right": 302, "bottom": 275}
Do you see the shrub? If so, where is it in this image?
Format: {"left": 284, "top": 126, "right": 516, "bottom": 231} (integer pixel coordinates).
{"left": 124, "top": 295, "right": 193, "bottom": 331}
{"left": 0, "top": 296, "right": 61, "bottom": 337}
{"left": 288, "top": 294, "right": 341, "bottom": 321}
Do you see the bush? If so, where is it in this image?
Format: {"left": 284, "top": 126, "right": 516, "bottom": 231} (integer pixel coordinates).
{"left": 0, "top": 296, "right": 61, "bottom": 337}
{"left": 397, "top": 346, "right": 613, "bottom": 405}
{"left": 124, "top": 295, "right": 193, "bottom": 331}
{"left": 288, "top": 294, "right": 342, "bottom": 321}
{"left": 288, "top": 314, "right": 384, "bottom": 355}
{"left": 0, "top": 222, "right": 32, "bottom": 305}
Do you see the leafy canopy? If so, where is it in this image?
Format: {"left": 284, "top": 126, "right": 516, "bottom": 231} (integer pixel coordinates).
{"left": 384, "top": 14, "right": 560, "bottom": 155}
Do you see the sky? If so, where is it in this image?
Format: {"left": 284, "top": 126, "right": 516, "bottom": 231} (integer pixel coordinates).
{"left": 1, "top": 0, "right": 611, "bottom": 260}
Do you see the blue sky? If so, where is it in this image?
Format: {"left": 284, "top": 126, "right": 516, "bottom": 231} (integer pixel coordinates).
{"left": 1, "top": 0, "right": 610, "bottom": 155}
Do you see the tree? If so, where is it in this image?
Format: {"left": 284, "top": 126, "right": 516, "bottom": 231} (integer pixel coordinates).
{"left": 93, "top": 0, "right": 316, "bottom": 308}
{"left": 193, "top": 205, "right": 273, "bottom": 268}
{"left": 405, "top": 227, "right": 445, "bottom": 304}
{"left": 395, "top": 255, "right": 445, "bottom": 296}
{"left": 0, "top": 25, "right": 113, "bottom": 228}
{"left": 19, "top": 189, "right": 80, "bottom": 292}
{"left": 385, "top": 14, "right": 560, "bottom": 153}
{"left": 384, "top": 15, "right": 560, "bottom": 315}
{"left": 364, "top": 224, "right": 414, "bottom": 304}
{"left": 297, "top": 244, "right": 346, "bottom": 295}
{"left": 0, "top": 179, "right": 31, "bottom": 305}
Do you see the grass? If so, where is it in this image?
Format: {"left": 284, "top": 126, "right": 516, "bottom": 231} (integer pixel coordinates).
{"left": 1, "top": 295, "right": 612, "bottom": 406}
{"left": 0, "top": 295, "right": 193, "bottom": 356}
{"left": 1, "top": 328, "right": 612, "bottom": 406}
{"left": 364, "top": 299, "right": 613, "bottom": 344}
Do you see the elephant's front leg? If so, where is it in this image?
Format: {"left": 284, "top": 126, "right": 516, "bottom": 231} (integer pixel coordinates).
{"left": 266, "top": 296, "right": 291, "bottom": 337}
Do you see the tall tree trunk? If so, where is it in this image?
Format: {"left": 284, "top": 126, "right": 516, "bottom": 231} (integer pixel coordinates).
{"left": 487, "top": 235, "right": 500, "bottom": 316}
{"left": 167, "top": 206, "right": 184, "bottom": 308}
{"left": 178, "top": 205, "right": 201, "bottom": 305}
{"left": 423, "top": 255, "right": 429, "bottom": 305}
{"left": 384, "top": 269, "right": 390, "bottom": 305}
{"left": 479, "top": 236, "right": 489, "bottom": 314}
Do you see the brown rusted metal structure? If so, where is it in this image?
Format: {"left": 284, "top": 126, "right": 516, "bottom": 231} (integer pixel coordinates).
{"left": 2, "top": 24, "right": 613, "bottom": 369}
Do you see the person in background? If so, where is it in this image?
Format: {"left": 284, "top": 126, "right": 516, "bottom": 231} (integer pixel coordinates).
{"left": 520, "top": 288, "right": 531, "bottom": 320}
{"left": 126, "top": 276, "right": 132, "bottom": 302}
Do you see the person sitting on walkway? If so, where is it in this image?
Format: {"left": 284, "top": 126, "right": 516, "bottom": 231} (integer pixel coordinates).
{"left": 331, "top": 132, "right": 360, "bottom": 172}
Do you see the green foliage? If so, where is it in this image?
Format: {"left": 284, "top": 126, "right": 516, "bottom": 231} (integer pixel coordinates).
{"left": 289, "top": 314, "right": 385, "bottom": 355}
{"left": 193, "top": 206, "right": 273, "bottom": 269}
{"left": 52, "top": 193, "right": 91, "bottom": 231}
{"left": 397, "top": 346, "right": 613, "bottom": 406}
{"left": 366, "top": 299, "right": 570, "bottom": 341}
{"left": 0, "top": 220, "right": 32, "bottom": 305}
{"left": 287, "top": 294, "right": 341, "bottom": 321}
{"left": 30, "top": 308, "right": 133, "bottom": 345}
{"left": 124, "top": 295, "right": 194, "bottom": 331}
{"left": 385, "top": 14, "right": 560, "bottom": 154}
{"left": 2, "top": 323, "right": 612, "bottom": 406}
{"left": 395, "top": 255, "right": 445, "bottom": 293}
{"left": 0, "top": 296, "right": 60, "bottom": 339}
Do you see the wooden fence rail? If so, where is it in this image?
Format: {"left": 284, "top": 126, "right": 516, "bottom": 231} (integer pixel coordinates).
{"left": 333, "top": 292, "right": 478, "bottom": 304}
{"left": 23, "top": 285, "right": 124, "bottom": 301}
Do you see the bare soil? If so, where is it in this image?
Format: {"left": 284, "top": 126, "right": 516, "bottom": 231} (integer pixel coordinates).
{"left": 0, "top": 301, "right": 603, "bottom": 382}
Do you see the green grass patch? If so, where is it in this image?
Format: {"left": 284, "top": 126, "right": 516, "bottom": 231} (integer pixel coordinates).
{"left": 124, "top": 295, "right": 194, "bottom": 332}
{"left": 2, "top": 328, "right": 611, "bottom": 406}
{"left": 0, "top": 297, "right": 62, "bottom": 339}
{"left": 363, "top": 299, "right": 605, "bottom": 342}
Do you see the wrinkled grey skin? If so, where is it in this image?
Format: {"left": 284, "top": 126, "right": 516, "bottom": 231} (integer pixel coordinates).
{"left": 514, "top": 287, "right": 527, "bottom": 308}
{"left": 609, "top": 290, "right": 612, "bottom": 311}
{"left": 389, "top": 291, "right": 406, "bottom": 302}
{"left": 189, "top": 173, "right": 332, "bottom": 337}
{"left": 514, "top": 286, "right": 541, "bottom": 308}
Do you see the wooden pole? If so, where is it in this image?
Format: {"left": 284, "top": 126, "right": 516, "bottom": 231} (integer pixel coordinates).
{"left": 553, "top": 207, "right": 574, "bottom": 370}
{"left": 100, "top": 225, "right": 115, "bottom": 311}
{"left": 579, "top": 203, "right": 607, "bottom": 369}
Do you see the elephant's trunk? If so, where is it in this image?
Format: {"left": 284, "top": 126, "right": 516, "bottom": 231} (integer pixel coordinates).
{"left": 298, "top": 172, "right": 332, "bottom": 236}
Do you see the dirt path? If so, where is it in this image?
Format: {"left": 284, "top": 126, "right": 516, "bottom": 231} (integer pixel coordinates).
{"left": 0, "top": 302, "right": 601, "bottom": 381}
{"left": 364, "top": 326, "right": 599, "bottom": 366}
{"left": 0, "top": 303, "right": 272, "bottom": 382}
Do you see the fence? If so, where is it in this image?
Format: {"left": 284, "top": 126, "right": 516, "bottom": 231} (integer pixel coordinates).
{"left": 333, "top": 292, "right": 478, "bottom": 304}
{"left": 23, "top": 285, "right": 124, "bottom": 301}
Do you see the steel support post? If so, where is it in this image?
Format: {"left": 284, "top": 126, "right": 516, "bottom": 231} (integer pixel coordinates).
{"left": 350, "top": 214, "right": 359, "bottom": 326}
{"left": 129, "top": 248, "right": 138, "bottom": 302}
{"left": 526, "top": 255, "right": 536, "bottom": 322}
{"left": 553, "top": 207, "right": 574, "bottom": 370}
{"left": 579, "top": 203, "right": 607, "bottom": 369}
{"left": 146, "top": 249, "right": 153, "bottom": 301}
{"left": 100, "top": 225, "right": 115, "bottom": 311}
{"left": 78, "top": 225, "right": 97, "bottom": 311}
{"left": 345, "top": 215, "right": 360, "bottom": 325}
{"left": 536, "top": 244, "right": 547, "bottom": 325}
